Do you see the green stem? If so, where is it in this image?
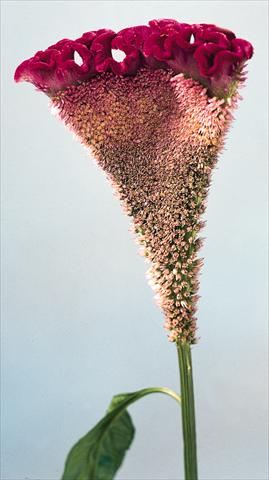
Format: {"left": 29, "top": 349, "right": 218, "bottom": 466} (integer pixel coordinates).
{"left": 177, "top": 341, "right": 198, "bottom": 480}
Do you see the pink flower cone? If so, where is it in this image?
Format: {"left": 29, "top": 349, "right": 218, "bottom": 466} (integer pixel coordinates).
{"left": 14, "top": 19, "right": 253, "bottom": 344}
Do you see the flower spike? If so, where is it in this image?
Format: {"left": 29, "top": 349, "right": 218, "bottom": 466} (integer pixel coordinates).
{"left": 15, "top": 19, "right": 253, "bottom": 343}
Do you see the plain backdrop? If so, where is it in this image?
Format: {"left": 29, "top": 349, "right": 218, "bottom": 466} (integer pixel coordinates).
{"left": 1, "top": 1, "right": 268, "bottom": 479}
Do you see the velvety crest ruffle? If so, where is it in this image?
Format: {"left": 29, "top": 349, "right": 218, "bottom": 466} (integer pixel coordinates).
{"left": 14, "top": 19, "right": 253, "bottom": 97}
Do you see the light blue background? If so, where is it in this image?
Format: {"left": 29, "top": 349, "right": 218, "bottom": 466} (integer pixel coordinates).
{"left": 1, "top": 1, "right": 268, "bottom": 479}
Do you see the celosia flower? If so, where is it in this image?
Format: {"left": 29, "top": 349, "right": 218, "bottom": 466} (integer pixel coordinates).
{"left": 15, "top": 19, "right": 253, "bottom": 344}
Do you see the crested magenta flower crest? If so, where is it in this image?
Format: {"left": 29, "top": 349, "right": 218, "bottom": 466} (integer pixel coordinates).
{"left": 15, "top": 18, "right": 252, "bottom": 98}
{"left": 15, "top": 19, "right": 253, "bottom": 343}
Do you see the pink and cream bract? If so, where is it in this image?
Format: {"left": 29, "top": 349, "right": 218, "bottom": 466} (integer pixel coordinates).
{"left": 15, "top": 19, "right": 253, "bottom": 343}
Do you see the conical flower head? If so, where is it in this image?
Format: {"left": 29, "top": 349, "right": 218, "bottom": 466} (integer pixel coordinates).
{"left": 15, "top": 19, "right": 253, "bottom": 343}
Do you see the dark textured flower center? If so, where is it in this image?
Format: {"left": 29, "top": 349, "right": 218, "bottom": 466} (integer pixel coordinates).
{"left": 49, "top": 68, "right": 238, "bottom": 343}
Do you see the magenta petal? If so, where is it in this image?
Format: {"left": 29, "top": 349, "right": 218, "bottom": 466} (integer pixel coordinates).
{"left": 231, "top": 38, "right": 254, "bottom": 58}
{"left": 149, "top": 18, "right": 182, "bottom": 31}
{"left": 172, "top": 27, "right": 199, "bottom": 52}
{"left": 90, "top": 30, "right": 115, "bottom": 73}
{"left": 75, "top": 28, "right": 110, "bottom": 48}
{"left": 143, "top": 33, "right": 173, "bottom": 60}
{"left": 110, "top": 50, "right": 140, "bottom": 75}
{"left": 209, "top": 50, "right": 241, "bottom": 76}
{"left": 112, "top": 25, "right": 151, "bottom": 51}
{"left": 195, "top": 24, "right": 236, "bottom": 41}
{"left": 194, "top": 44, "right": 223, "bottom": 77}
{"left": 200, "top": 31, "right": 231, "bottom": 48}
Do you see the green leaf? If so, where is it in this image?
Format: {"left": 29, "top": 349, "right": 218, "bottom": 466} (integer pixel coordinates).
{"left": 61, "top": 404, "right": 134, "bottom": 480}
{"left": 61, "top": 387, "right": 180, "bottom": 480}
